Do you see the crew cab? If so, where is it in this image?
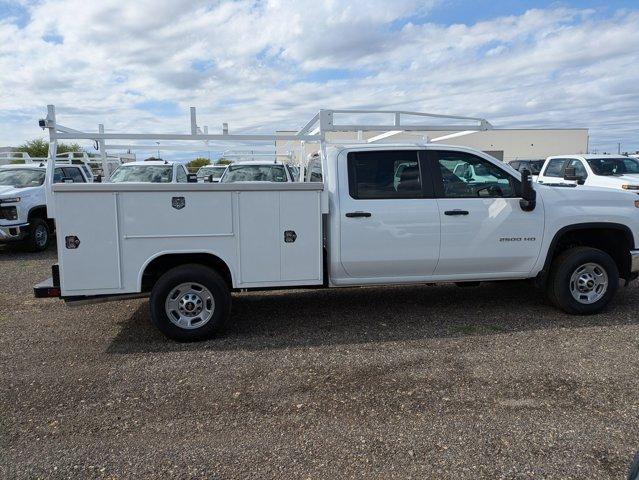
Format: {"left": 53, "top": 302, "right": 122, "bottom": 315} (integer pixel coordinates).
{"left": 35, "top": 143, "right": 639, "bottom": 341}
{"left": 109, "top": 161, "right": 193, "bottom": 183}
{"left": 219, "top": 161, "right": 296, "bottom": 183}
{"left": 537, "top": 154, "right": 639, "bottom": 192}
{"left": 1, "top": 162, "right": 90, "bottom": 251}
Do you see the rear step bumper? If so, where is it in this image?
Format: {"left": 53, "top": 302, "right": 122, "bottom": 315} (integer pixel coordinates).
{"left": 34, "top": 277, "right": 61, "bottom": 298}
{"left": 33, "top": 264, "right": 61, "bottom": 298}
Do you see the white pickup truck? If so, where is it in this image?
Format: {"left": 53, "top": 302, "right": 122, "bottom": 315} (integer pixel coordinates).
{"left": 537, "top": 154, "right": 639, "bottom": 192}
{"left": 1, "top": 159, "right": 91, "bottom": 251}
{"left": 33, "top": 107, "right": 639, "bottom": 341}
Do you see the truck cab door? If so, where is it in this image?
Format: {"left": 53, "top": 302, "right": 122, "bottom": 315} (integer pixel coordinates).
{"left": 430, "top": 149, "right": 544, "bottom": 277}
{"left": 336, "top": 149, "right": 440, "bottom": 280}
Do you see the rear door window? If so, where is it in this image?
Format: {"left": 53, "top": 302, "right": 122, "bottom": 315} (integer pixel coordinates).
{"left": 347, "top": 151, "right": 425, "bottom": 199}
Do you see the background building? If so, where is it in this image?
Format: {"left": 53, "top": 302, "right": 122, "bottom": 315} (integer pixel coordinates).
{"left": 276, "top": 128, "right": 589, "bottom": 163}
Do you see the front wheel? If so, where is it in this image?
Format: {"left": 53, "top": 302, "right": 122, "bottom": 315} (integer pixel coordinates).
{"left": 27, "top": 217, "right": 50, "bottom": 252}
{"left": 149, "top": 264, "right": 231, "bottom": 341}
{"left": 546, "top": 247, "right": 618, "bottom": 314}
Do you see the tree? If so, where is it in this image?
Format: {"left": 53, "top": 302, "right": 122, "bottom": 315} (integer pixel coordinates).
{"left": 217, "top": 158, "right": 231, "bottom": 165}
{"left": 187, "top": 157, "right": 210, "bottom": 170}
{"left": 15, "top": 138, "right": 83, "bottom": 159}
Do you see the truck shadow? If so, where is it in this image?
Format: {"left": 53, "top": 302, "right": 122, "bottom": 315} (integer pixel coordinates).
{"left": 106, "top": 280, "right": 639, "bottom": 354}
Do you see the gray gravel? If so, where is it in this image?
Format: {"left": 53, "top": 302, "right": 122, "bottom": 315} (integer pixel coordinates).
{"left": 1, "top": 243, "right": 639, "bottom": 479}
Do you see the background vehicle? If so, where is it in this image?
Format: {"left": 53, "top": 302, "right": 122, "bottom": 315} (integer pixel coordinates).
{"left": 219, "top": 161, "right": 295, "bottom": 182}
{"left": 35, "top": 107, "right": 639, "bottom": 341}
{"left": 1, "top": 161, "right": 90, "bottom": 251}
{"left": 537, "top": 154, "right": 639, "bottom": 192}
{"left": 508, "top": 159, "right": 545, "bottom": 180}
{"left": 196, "top": 165, "right": 227, "bottom": 182}
{"left": 109, "top": 161, "right": 192, "bottom": 183}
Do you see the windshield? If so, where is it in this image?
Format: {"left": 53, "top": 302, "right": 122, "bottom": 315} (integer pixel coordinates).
{"left": 197, "top": 166, "right": 226, "bottom": 179}
{"left": 110, "top": 165, "right": 173, "bottom": 183}
{"left": 587, "top": 157, "right": 639, "bottom": 176}
{"left": 221, "top": 164, "right": 287, "bottom": 182}
{"left": 0, "top": 168, "right": 45, "bottom": 188}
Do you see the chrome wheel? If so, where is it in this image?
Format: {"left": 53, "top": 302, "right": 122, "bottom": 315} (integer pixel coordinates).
{"left": 34, "top": 223, "right": 48, "bottom": 248}
{"left": 165, "top": 282, "right": 215, "bottom": 329}
{"left": 569, "top": 262, "right": 608, "bottom": 305}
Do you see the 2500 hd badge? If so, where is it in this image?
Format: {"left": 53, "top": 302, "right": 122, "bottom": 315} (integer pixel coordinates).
{"left": 499, "top": 237, "right": 537, "bottom": 242}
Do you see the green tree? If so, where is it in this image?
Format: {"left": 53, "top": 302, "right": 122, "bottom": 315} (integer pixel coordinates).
{"left": 216, "top": 157, "right": 231, "bottom": 165}
{"left": 187, "top": 157, "right": 210, "bottom": 170}
{"left": 16, "top": 138, "right": 83, "bottom": 159}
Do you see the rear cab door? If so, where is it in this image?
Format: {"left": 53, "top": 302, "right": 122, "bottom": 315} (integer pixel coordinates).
{"left": 335, "top": 148, "right": 441, "bottom": 282}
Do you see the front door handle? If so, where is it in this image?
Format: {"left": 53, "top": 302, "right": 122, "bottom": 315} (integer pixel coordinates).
{"left": 345, "top": 211, "right": 372, "bottom": 218}
{"left": 444, "top": 210, "right": 469, "bottom": 216}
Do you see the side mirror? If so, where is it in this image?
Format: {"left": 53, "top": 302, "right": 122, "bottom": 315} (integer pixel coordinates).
{"left": 94, "top": 174, "right": 102, "bottom": 183}
{"left": 563, "top": 166, "right": 585, "bottom": 185}
{"left": 207, "top": 174, "right": 214, "bottom": 183}
{"left": 519, "top": 168, "right": 536, "bottom": 212}
{"left": 187, "top": 173, "right": 198, "bottom": 183}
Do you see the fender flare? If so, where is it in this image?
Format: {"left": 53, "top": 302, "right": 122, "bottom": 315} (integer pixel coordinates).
{"left": 541, "top": 222, "right": 635, "bottom": 274}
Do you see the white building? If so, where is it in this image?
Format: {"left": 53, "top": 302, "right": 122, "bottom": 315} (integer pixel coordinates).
{"left": 276, "top": 128, "right": 588, "bottom": 163}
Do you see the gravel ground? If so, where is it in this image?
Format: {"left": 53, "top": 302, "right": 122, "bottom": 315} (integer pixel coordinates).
{"left": 1, "top": 243, "right": 639, "bottom": 479}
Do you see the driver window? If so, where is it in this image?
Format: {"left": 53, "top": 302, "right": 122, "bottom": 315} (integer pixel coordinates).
{"left": 176, "top": 167, "right": 187, "bottom": 183}
{"left": 568, "top": 159, "right": 587, "bottom": 178}
{"left": 436, "top": 151, "right": 515, "bottom": 198}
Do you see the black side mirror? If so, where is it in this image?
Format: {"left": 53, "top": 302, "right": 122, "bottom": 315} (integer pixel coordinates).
{"left": 519, "top": 168, "right": 536, "bottom": 212}
{"left": 187, "top": 173, "right": 198, "bottom": 183}
{"left": 207, "top": 174, "right": 214, "bottom": 183}
{"left": 94, "top": 174, "right": 102, "bottom": 183}
{"left": 563, "top": 166, "right": 585, "bottom": 185}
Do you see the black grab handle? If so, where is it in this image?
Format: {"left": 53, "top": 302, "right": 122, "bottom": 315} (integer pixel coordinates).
{"left": 444, "top": 210, "right": 469, "bottom": 216}
{"left": 345, "top": 211, "right": 372, "bottom": 218}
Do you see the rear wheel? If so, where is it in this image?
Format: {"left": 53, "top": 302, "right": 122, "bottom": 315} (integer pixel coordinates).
{"left": 149, "top": 264, "right": 231, "bottom": 341}
{"left": 27, "top": 217, "right": 50, "bottom": 252}
{"left": 546, "top": 247, "right": 618, "bottom": 314}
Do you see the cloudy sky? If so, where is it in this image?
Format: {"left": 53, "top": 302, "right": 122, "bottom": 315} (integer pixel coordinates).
{"left": 0, "top": 0, "right": 638, "bottom": 155}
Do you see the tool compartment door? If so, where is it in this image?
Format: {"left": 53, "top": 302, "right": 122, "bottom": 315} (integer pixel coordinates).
{"left": 55, "top": 192, "right": 121, "bottom": 293}
{"left": 237, "top": 190, "right": 322, "bottom": 286}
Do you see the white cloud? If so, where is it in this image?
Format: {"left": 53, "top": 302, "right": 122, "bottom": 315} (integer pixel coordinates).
{"left": 0, "top": 1, "right": 638, "bottom": 153}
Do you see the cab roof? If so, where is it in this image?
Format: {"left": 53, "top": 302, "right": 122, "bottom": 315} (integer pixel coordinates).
{"left": 548, "top": 154, "right": 630, "bottom": 160}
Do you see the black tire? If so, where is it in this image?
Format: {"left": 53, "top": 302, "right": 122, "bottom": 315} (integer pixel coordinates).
{"left": 546, "top": 246, "right": 618, "bottom": 314}
{"left": 149, "top": 264, "right": 231, "bottom": 341}
{"left": 27, "top": 217, "right": 50, "bottom": 252}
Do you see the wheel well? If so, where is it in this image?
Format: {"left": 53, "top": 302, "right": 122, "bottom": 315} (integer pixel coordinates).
{"left": 545, "top": 225, "right": 634, "bottom": 280}
{"left": 141, "top": 253, "right": 233, "bottom": 292}
{"left": 28, "top": 206, "right": 47, "bottom": 221}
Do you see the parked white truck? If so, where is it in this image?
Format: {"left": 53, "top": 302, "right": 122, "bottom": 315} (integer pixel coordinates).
{"left": 34, "top": 107, "right": 639, "bottom": 341}
{"left": 1, "top": 157, "right": 91, "bottom": 251}
{"left": 537, "top": 154, "right": 639, "bottom": 192}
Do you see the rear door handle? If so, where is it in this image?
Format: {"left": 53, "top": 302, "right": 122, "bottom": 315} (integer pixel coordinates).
{"left": 444, "top": 210, "right": 469, "bottom": 216}
{"left": 345, "top": 211, "right": 372, "bottom": 218}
